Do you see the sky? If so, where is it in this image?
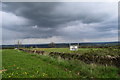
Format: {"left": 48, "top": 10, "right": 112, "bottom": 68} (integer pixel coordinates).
{"left": 1, "top": 2, "right": 118, "bottom": 45}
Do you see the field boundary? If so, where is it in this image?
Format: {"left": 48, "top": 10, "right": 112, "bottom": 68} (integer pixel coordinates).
{"left": 19, "top": 48, "right": 120, "bottom": 67}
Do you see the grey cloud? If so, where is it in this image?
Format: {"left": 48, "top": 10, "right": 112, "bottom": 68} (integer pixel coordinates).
{"left": 3, "top": 2, "right": 112, "bottom": 27}
{"left": 2, "top": 2, "right": 118, "bottom": 44}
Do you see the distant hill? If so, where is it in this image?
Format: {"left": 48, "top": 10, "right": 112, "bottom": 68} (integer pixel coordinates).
{"left": 1, "top": 41, "right": 119, "bottom": 49}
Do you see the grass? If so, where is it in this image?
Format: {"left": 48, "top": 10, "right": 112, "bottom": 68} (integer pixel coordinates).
{"left": 0, "top": 49, "right": 2, "bottom": 79}
{"left": 2, "top": 49, "right": 76, "bottom": 78}
{"left": 34, "top": 54, "right": 120, "bottom": 78}
{"left": 33, "top": 48, "right": 93, "bottom": 53}
{"left": 2, "top": 49, "right": 120, "bottom": 78}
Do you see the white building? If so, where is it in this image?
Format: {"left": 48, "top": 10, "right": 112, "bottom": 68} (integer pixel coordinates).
{"left": 70, "top": 45, "right": 78, "bottom": 51}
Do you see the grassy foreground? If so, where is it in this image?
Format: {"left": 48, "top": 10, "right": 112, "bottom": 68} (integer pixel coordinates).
{"left": 2, "top": 49, "right": 120, "bottom": 78}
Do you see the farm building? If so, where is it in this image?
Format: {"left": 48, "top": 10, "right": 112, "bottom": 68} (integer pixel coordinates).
{"left": 69, "top": 43, "right": 79, "bottom": 51}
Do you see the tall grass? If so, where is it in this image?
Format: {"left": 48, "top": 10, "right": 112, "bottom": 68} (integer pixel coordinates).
{"left": 2, "top": 49, "right": 76, "bottom": 78}
{"left": 2, "top": 49, "right": 120, "bottom": 78}
{"left": 32, "top": 53, "right": 120, "bottom": 78}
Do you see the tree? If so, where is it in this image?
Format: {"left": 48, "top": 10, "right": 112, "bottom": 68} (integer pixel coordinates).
{"left": 17, "top": 40, "right": 22, "bottom": 48}
{"left": 48, "top": 42, "right": 56, "bottom": 48}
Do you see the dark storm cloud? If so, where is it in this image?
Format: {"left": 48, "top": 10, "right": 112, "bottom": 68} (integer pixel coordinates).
{"left": 3, "top": 2, "right": 63, "bottom": 27}
{"left": 2, "top": 2, "right": 118, "bottom": 44}
{"left": 3, "top": 2, "right": 113, "bottom": 27}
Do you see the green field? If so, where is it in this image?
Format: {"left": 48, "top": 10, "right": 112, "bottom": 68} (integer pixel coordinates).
{"left": 1, "top": 49, "right": 120, "bottom": 78}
